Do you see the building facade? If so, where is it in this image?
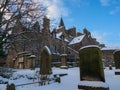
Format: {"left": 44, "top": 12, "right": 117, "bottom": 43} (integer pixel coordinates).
{"left": 5, "top": 17, "right": 104, "bottom": 69}
{"left": 101, "top": 48, "right": 116, "bottom": 67}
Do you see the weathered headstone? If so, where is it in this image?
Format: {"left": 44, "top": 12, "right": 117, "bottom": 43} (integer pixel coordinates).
{"left": 113, "top": 50, "right": 120, "bottom": 75}
{"left": 40, "top": 46, "right": 52, "bottom": 82}
{"left": 78, "top": 45, "right": 109, "bottom": 90}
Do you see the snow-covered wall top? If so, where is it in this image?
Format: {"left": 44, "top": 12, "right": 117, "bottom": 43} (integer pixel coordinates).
{"left": 79, "top": 45, "right": 100, "bottom": 51}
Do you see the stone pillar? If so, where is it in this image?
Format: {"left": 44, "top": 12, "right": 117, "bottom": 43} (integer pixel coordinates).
{"left": 18, "top": 56, "right": 24, "bottom": 69}
{"left": 60, "top": 54, "right": 68, "bottom": 69}
{"left": 29, "top": 55, "right": 36, "bottom": 69}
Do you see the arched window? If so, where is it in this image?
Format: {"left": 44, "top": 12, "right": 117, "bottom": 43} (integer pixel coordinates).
{"left": 52, "top": 44, "right": 56, "bottom": 53}
{"left": 33, "top": 40, "right": 38, "bottom": 50}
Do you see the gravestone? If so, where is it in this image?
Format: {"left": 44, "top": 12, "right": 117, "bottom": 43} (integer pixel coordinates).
{"left": 78, "top": 45, "right": 109, "bottom": 90}
{"left": 113, "top": 50, "right": 120, "bottom": 75}
{"left": 40, "top": 46, "right": 52, "bottom": 81}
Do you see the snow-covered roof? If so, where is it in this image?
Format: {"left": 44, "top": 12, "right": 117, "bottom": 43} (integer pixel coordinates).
{"left": 101, "top": 47, "right": 119, "bottom": 51}
{"left": 60, "top": 54, "right": 67, "bottom": 56}
{"left": 8, "top": 30, "right": 12, "bottom": 35}
{"left": 113, "top": 50, "right": 120, "bottom": 54}
{"left": 29, "top": 55, "right": 36, "bottom": 58}
{"left": 56, "top": 32, "right": 69, "bottom": 42}
{"left": 56, "top": 32, "right": 62, "bottom": 39}
{"left": 69, "top": 35, "right": 85, "bottom": 45}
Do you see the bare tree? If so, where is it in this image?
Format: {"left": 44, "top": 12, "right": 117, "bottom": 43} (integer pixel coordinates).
{"left": 0, "top": 0, "right": 46, "bottom": 50}
{"left": 1, "top": 0, "right": 46, "bottom": 30}
{"left": 0, "top": 0, "right": 47, "bottom": 68}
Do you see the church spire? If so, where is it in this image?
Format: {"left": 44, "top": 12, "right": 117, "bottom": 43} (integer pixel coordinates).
{"left": 59, "top": 17, "right": 65, "bottom": 27}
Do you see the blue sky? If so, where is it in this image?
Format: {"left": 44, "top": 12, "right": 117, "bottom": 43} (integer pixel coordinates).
{"left": 42, "top": 0, "right": 120, "bottom": 47}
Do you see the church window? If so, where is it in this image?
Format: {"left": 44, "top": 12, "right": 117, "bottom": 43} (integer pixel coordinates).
{"left": 33, "top": 40, "right": 38, "bottom": 50}
{"left": 52, "top": 44, "right": 56, "bottom": 53}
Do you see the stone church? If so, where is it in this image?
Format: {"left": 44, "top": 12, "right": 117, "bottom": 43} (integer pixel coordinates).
{"left": 5, "top": 16, "right": 104, "bottom": 69}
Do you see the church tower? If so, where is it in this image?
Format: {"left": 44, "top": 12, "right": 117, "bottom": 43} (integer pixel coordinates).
{"left": 42, "top": 16, "right": 51, "bottom": 48}
{"left": 59, "top": 17, "right": 65, "bottom": 27}
{"left": 57, "top": 17, "right": 66, "bottom": 33}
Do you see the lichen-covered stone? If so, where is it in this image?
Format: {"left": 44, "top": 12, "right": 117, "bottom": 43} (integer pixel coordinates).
{"left": 79, "top": 45, "right": 105, "bottom": 82}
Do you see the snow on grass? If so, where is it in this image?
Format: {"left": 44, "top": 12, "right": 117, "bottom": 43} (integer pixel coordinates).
{"left": 16, "top": 67, "right": 80, "bottom": 90}
{"left": 1, "top": 67, "right": 120, "bottom": 90}
{"left": 105, "top": 67, "right": 120, "bottom": 90}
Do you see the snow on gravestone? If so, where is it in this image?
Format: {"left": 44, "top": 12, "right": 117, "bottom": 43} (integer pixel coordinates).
{"left": 113, "top": 50, "right": 120, "bottom": 75}
{"left": 40, "top": 46, "right": 52, "bottom": 80}
{"left": 78, "top": 45, "right": 109, "bottom": 90}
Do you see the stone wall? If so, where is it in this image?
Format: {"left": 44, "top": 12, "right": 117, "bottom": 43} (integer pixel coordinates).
{"left": 101, "top": 49, "right": 115, "bottom": 67}
{"left": 67, "top": 27, "right": 76, "bottom": 37}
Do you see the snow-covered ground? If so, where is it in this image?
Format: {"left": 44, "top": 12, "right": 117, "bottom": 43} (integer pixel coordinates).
{"left": 0, "top": 67, "right": 120, "bottom": 90}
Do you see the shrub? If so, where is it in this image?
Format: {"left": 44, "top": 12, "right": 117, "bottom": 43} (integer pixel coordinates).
{"left": 55, "top": 76, "right": 61, "bottom": 83}
{"left": 6, "top": 83, "right": 15, "bottom": 90}
{"left": 109, "top": 65, "right": 112, "bottom": 70}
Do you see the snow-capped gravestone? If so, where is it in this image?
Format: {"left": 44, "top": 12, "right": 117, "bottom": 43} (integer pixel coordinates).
{"left": 113, "top": 50, "right": 120, "bottom": 75}
{"left": 40, "top": 46, "right": 52, "bottom": 80}
{"left": 78, "top": 45, "right": 109, "bottom": 90}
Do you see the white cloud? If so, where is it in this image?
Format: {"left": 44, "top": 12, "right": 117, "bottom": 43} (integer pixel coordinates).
{"left": 100, "top": 0, "right": 120, "bottom": 15}
{"left": 40, "top": 0, "right": 69, "bottom": 19}
{"left": 70, "top": 0, "right": 89, "bottom": 7}
{"left": 100, "top": 0, "right": 110, "bottom": 6}
{"left": 110, "top": 6, "right": 120, "bottom": 15}
{"left": 91, "top": 31, "right": 108, "bottom": 44}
